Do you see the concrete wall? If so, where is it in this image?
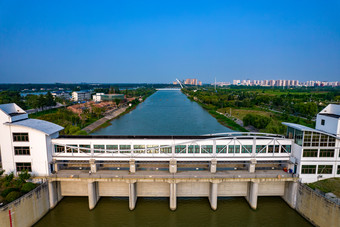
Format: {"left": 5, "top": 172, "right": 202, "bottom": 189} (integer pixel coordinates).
{"left": 295, "top": 183, "right": 340, "bottom": 227}
{"left": 177, "top": 182, "right": 209, "bottom": 197}
{"left": 0, "top": 183, "right": 50, "bottom": 227}
{"left": 61, "top": 181, "right": 88, "bottom": 196}
{"left": 218, "top": 182, "right": 248, "bottom": 196}
{"left": 258, "top": 181, "right": 285, "bottom": 196}
{"left": 137, "top": 182, "right": 169, "bottom": 197}
{"left": 98, "top": 182, "right": 129, "bottom": 196}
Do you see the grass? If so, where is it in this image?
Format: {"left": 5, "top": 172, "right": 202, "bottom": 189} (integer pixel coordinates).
{"left": 28, "top": 108, "right": 59, "bottom": 118}
{"left": 307, "top": 178, "right": 340, "bottom": 197}
{"left": 217, "top": 107, "right": 274, "bottom": 120}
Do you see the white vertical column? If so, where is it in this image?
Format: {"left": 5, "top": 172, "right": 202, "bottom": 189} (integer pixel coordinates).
{"left": 90, "top": 159, "right": 97, "bottom": 173}
{"left": 169, "top": 159, "right": 177, "bottom": 173}
{"left": 246, "top": 181, "right": 259, "bottom": 210}
{"left": 209, "top": 182, "right": 218, "bottom": 210}
{"left": 129, "top": 159, "right": 136, "bottom": 173}
{"left": 88, "top": 181, "right": 100, "bottom": 210}
{"left": 210, "top": 159, "right": 217, "bottom": 173}
{"left": 282, "top": 181, "right": 298, "bottom": 208}
{"left": 48, "top": 181, "right": 57, "bottom": 209}
{"left": 129, "top": 181, "right": 137, "bottom": 210}
{"left": 170, "top": 182, "right": 177, "bottom": 211}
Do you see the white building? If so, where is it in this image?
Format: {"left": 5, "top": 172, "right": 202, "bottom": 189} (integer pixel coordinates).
{"left": 72, "top": 91, "right": 91, "bottom": 102}
{"left": 51, "top": 91, "right": 71, "bottom": 100}
{"left": 0, "top": 103, "right": 63, "bottom": 176}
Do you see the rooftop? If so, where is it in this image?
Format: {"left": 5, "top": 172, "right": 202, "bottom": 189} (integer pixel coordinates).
{"left": 7, "top": 118, "right": 64, "bottom": 135}
{"left": 0, "top": 103, "right": 26, "bottom": 116}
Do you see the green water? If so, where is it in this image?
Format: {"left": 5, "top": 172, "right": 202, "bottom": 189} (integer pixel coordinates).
{"left": 35, "top": 90, "right": 312, "bottom": 226}
{"left": 35, "top": 197, "right": 311, "bottom": 227}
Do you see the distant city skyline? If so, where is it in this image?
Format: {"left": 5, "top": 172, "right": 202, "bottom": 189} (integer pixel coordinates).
{"left": 0, "top": 1, "right": 339, "bottom": 83}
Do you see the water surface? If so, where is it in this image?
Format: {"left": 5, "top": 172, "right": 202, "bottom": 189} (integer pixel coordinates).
{"left": 92, "top": 90, "right": 231, "bottom": 135}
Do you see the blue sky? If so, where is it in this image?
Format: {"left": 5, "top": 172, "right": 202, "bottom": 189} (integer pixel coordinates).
{"left": 0, "top": 0, "right": 339, "bottom": 83}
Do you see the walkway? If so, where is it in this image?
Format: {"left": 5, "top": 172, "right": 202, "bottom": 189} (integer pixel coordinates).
{"left": 82, "top": 106, "right": 128, "bottom": 133}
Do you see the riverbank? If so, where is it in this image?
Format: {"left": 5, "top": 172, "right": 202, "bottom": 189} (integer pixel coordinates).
{"left": 182, "top": 90, "right": 247, "bottom": 132}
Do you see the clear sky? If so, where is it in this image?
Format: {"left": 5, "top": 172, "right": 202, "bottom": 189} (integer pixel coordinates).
{"left": 0, "top": 0, "right": 339, "bottom": 83}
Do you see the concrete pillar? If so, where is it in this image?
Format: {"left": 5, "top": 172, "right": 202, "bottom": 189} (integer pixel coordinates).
{"left": 246, "top": 181, "right": 259, "bottom": 210}
{"left": 48, "top": 181, "right": 63, "bottom": 209}
{"left": 282, "top": 181, "right": 298, "bottom": 208}
{"left": 129, "top": 182, "right": 137, "bottom": 210}
{"left": 88, "top": 181, "right": 100, "bottom": 210}
{"left": 170, "top": 182, "right": 177, "bottom": 211}
{"left": 209, "top": 182, "right": 218, "bottom": 210}
{"left": 249, "top": 159, "right": 256, "bottom": 173}
{"left": 169, "top": 159, "right": 177, "bottom": 174}
{"left": 129, "top": 159, "right": 136, "bottom": 173}
{"left": 210, "top": 159, "right": 217, "bottom": 173}
{"left": 90, "top": 159, "right": 97, "bottom": 173}
{"left": 52, "top": 158, "right": 59, "bottom": 173}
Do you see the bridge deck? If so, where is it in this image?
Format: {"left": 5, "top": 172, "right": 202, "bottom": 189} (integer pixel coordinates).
{"left": 49, "top": 169, "right": 294, "bottom": 180}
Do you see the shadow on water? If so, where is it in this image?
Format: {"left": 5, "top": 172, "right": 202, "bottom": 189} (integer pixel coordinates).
{"left": 35, "top": 197, "right": 312, "bottom": 227}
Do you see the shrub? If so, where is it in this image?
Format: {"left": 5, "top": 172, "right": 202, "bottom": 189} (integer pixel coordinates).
{"left": 1, "top": 188, "right": 18, "bottom": 198}
{"left": 21, "top": 182, "right": 36, "bottom": 193}
{"left": 5, "top": 191, "right": 21, "bottom": 203}
{"left": 18, "top": 170, "right": 31, "bottom": 182}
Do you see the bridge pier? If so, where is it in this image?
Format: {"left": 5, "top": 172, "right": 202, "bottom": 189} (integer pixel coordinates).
{"left": 210, "top": 159, "right": 217, "bottom": 173}
{"left": 88, "top": 181, "right": 100, "bottom": 210}
{"left": 282, "top": 181, "right": 298, "bottom": 208}
{"left": 90, "top": 159, "right": 97, "bottom": 173}
{"left": 170, "top": 182, "right": 177, "bottom": 211}
{"left": 129, "top": 181, "right": 137, "bottom": 210}
{"left": 248, "top": 159, "right": 256, "bottom": 173}
{"left": 48, "top": 180, "right": 62, "bottom": 209}
{"left": 169, "top": 159, "right": 177, "bottom": 173}
{"left": 129, "top": 159, "right": 136, "bottom": 173}
{"left": 246, "top": 180, "right": 258, "bottom": 210}
{"left": 209, "top": 182, "right": 218, "bottom": 210}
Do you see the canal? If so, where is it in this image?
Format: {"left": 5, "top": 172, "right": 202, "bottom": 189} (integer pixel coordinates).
{"left": 35, "top": 90, "right": 312, "bottom": 226}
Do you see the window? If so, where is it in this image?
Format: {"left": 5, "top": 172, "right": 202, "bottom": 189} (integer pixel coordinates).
{"left": 303, "top": 131, "right": 311, "bottom": 147}
{"left": 13, "top": 133, "right": 29, "bottom": 142}
{"left": 321, "top": 119, "right": 325, "bottom": 125}
{"left": 320, "top": 135, "right": 328, "bottom": 147}
{"left": 312, "top": 132, "right": 320, "bottom": 147}
{"left": 119, "top": 145, "right": 131, "bottom": 153}
{"left": 328, "top": 137, "right": 336, "bottom": 147}
{"left": 301, "top": 165, "right": 316, "bottom": 174}
{"left": 16, "top": 162, "right": 32, "bottom": 172}
{"left": 303, "top": 149, "right": 318, "bottom": 157}
{"left": 94, "top": 145, "right": 105, "bottom": 153}
{"left": 14, "top": 146, "right": 30, "bottom": 155}
{"left": 337, "top": 166, "right": 340, "bottom": 175}
{"left": 318, "top": 165, "right": 333, "bottom": 174}
{"left": 294, "top": 130, "right": 303, "bottom": 146}
{"left": 256, "top": 145, "right": 266, "bottom": 153}
{"left": 281, "top": 145, "right": 291, "bottom": 153}
{"left": 228, "top": 145, "right": 240, "bottom": 153}
{"left": 241, "top": 145, "right": 252, "bottom": 153}
{"left": 268, "top": 145, "right": 274, "bottom": 153}
{"left": 66, "top": 145, "right": 78, "bottom": 153}
{"left": 216, "top": 145, "right": 227, "bottom": 153}
{"left": 274, "top": 145, "right": 280, "bottom": 153}
{"left": 188, "top": 145, "right": 200, "bottom": 153}
{"left": 79, "top": 145, "right": 91, "bottom": 153}
{"left": 147, "top": 145, "right": 159, "bottom": 153}
{"left": 319, "top": 149, "right": 334, "bottom": 158}
{"left": 175, "top": 145, "right": 186, "bottom": 153}
{"left": 133, "top": 145, "right": 145, "bottom": 153}
{"left": 201, "top": 145, "right": 213, "bottom": 153}
{"left": 106, "top": 145, "right": 118, "bottom": 153}
{"left": 54, "top": 145, "right": 65, "bottom": 153}
{"left": 160, "top": 146, "right": 172, "bottom": 153}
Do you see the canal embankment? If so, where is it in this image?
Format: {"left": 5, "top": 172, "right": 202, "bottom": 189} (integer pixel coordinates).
{"left": 295, "top": 182, "right": 340, "bottom": 227}
{"left": 0, "top": 182, "right": 50, "bottom": 227}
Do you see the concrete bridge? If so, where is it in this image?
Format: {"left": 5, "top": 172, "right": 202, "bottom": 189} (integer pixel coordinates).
{"left": 47, "top": 133, "right": 298, "bottom": 212}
